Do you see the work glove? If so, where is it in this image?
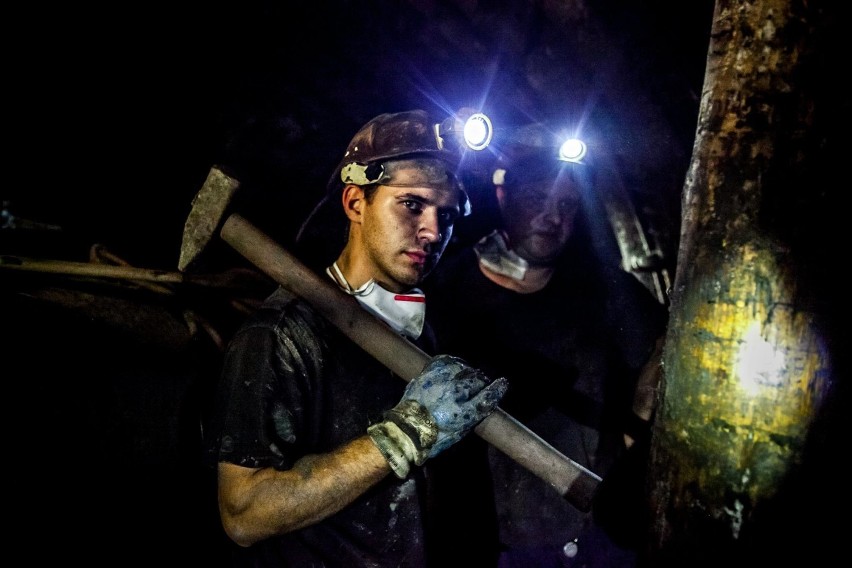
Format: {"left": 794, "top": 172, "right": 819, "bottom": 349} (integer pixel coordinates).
{"left": 368, "top": 354, "right": 508, "bottom": 478}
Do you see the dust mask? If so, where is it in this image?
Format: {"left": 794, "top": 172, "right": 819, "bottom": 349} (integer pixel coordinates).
{"left": 327, "top": 262, "right": 426, "bottom": 340}
{"left": 474, "top": 230, "right": 529, "bottom": 281}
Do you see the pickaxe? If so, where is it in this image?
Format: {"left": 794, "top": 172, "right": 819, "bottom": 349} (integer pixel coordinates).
{"left": 179, "top": 165, "right": 602, "bottom": 512}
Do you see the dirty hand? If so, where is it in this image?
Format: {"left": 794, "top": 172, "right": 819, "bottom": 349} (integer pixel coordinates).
{"left": 368, "top": 354, "right": 508, "bottom": 478}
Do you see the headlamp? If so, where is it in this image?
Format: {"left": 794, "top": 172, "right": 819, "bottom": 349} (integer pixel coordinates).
{"left": 558, "top": 137, "right": 587, "bottom": 164}
{"left": 436, "top": 107, "right": 494, "bottom": 152}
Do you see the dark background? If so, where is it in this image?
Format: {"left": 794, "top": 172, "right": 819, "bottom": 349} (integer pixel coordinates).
{"left": 15, "top": 1, "right": 843, "bottom": 565}
{"left": 7, "top": 1, "right": 715, "bottom": 267}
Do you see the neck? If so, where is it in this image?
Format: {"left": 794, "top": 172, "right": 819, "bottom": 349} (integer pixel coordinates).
{"left": 479, "top": 262, "right": 554, "bottom": 293}
{"left": 333, "top": 248, "right": 372, "bottom": 291}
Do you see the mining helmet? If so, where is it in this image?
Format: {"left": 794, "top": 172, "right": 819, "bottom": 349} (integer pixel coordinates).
{"left": 339, "top": 110, "right": 456, "bottom": 176}
{"left": 333, "top": 110, "right": 470, "bottom": 214}
{"left": 492, "top": 122, "right": 592, "bottom": 188}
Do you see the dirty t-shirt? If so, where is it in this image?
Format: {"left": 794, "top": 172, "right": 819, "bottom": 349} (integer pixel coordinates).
{"left": 208, "top": 286, "right": 435, "bottom": 567}
{"left": 424, "top": 242, "right": 667, "bottom": 565}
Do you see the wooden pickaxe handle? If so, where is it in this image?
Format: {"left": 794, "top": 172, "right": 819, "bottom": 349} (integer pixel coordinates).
{"left": 214, "top": 211, "right": 601, "bottom": 511}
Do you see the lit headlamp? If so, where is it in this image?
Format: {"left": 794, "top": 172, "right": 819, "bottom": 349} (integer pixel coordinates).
{"left": 435, "top": 107, "right": 494, "bottom": 152}
{"left": 558, "top": 137, "right": 587, "bottom": 164}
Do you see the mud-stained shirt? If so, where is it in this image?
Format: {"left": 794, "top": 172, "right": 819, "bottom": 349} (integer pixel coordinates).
{"left": 423, "top": 241, "right": 667, "bottom": 565}
{"left": 208, "top": 286, "right": 437, "bottom": 567}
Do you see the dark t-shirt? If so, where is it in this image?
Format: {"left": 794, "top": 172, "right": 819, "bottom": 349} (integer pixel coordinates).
{"left": 423, "top": 243, "right": 667, "bottom": 565}
{"left": 207, "top": 286, "right": 438, "bottom": 567}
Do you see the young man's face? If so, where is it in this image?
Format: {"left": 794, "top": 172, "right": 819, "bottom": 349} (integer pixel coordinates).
{"left": 498, "top": 174, "right": 582, "bottom": 267}
{"left": 358, "top": 178, "right": 462, "bottom": 292}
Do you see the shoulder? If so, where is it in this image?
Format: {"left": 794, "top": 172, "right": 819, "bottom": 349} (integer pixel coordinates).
{"left": 599, "top": 268, "right": 668, "bottom": 365}
{"left": 231, "top": 286, "right": 331, "bottom": 348}
{"left": 607, "top": 269, "right": 667, "bottom": 325}
{"left": 248, "top": 287, "right": 323, "bottom": 326}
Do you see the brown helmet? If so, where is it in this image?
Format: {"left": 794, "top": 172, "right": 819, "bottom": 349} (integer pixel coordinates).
{"left": 338, "top": 110, "right": 459, "bottom": 172}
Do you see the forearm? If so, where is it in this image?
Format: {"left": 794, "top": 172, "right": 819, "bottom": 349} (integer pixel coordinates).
{"left": 218, "top": 435, "right": 391, "bottom": 547}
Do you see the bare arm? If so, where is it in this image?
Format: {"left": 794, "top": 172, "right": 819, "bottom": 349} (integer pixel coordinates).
{"left": 218, "top": 435, "right": 391, "bottom": 547}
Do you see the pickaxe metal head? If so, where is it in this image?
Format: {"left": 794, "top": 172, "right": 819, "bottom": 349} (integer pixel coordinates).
{"left": 178, "top": 165, "right": 241, "bottom": 273}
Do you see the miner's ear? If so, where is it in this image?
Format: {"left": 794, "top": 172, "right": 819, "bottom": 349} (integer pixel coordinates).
{"left": 342, "top": 184, "right": 365, "bottom": 223}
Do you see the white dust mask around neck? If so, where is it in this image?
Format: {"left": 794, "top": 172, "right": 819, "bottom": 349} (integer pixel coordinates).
{"left": 474, "top": 230, "right": 529, "bottom": 281}
{"left": 326, "top": 262, "right": 426, "bottom": 340}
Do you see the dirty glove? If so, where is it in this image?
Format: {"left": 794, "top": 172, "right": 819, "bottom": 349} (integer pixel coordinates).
{"left": 368, "top": 354, "right": 508, "bottom": 478}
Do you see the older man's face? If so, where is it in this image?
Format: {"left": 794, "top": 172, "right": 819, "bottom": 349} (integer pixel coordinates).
{"left": 500, "top": 175, "right": 582, "bottom": 266}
